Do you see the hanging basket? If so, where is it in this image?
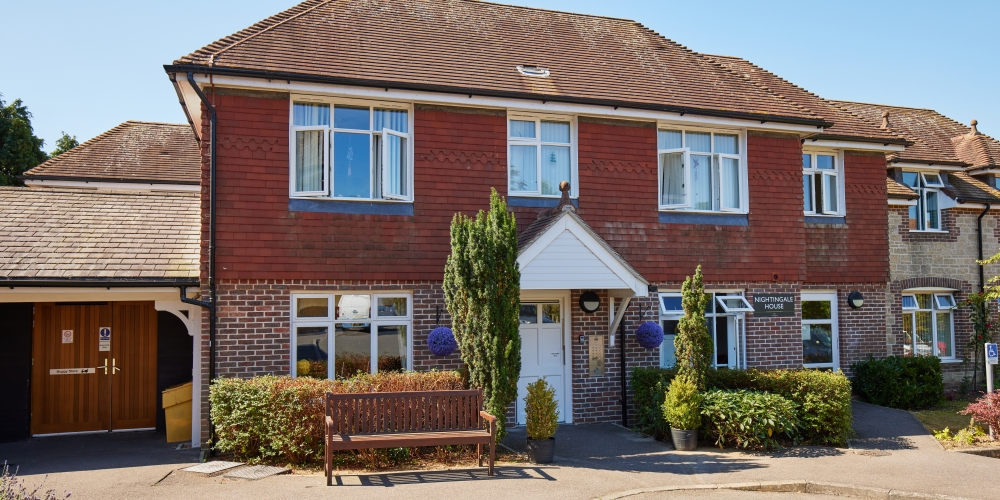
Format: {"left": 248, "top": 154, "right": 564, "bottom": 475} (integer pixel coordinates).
{"left": 428, "top": 327, "right": 458, "bottom": 357}
{"left": 635, "top": 321, "right": 664, "bottom": 349}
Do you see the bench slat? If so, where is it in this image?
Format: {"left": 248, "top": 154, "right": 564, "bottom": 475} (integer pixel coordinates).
{"left": 327, "top": 429, "right": 492, "bottom": 451}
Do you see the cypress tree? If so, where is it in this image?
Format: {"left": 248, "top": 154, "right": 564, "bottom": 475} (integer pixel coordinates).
{"left": 443, "top": 188, "right": 521, "bottom": 441}
{"left": 675, "top": 265, "right": 713, "bottom": 389}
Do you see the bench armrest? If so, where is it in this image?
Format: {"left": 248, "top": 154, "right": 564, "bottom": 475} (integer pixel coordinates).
{"left": 325, "top": 416, "right": 334, "bottom": 432}
{"left": 480, "top": 411, "right": 497, "bottom": 438}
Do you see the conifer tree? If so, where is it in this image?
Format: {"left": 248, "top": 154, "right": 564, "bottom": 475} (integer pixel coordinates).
{"left": 675, "top": 265, "right": 713, "bottom": 389}
{"left": 443, "top": 188, "right": 521, "bottom": 441}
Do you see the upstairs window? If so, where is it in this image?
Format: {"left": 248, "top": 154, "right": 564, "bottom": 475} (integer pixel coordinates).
{"left": 901, "top": 292, "right": 955, "bottom": 358}
{"left": 290, "top": 100, "right": 412, "bottom": 201}
{"left": 901, "top": 171, "right": 943, "bottom": 231}
{"left": 508, "top": 116, "right": 575, "bottom": 197}
{"left": 803, "top": 152, "right": 842, "bottom": 215}
{"left": 658, "top": 129, "right": 744, "bottom": 212}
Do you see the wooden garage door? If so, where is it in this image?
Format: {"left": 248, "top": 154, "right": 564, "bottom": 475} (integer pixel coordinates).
{"left": 31, "top": 302, "right": 158, "bottom": 435}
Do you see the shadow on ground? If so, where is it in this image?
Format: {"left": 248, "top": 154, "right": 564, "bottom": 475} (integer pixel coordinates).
{"left": 502, "top": 424, "right": 767, "bottom": 475}
{"left": 0, "top": 431, "right": 199, "bottom": 475}
{"left": 348, "top": 466, "right": 556, "bottom": 486}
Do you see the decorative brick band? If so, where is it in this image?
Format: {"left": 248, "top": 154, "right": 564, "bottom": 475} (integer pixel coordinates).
{"left": 894, "top": 276, "right": 965, "bottom": 291}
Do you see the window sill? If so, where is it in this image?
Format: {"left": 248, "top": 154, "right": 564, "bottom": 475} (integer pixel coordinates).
{"left": 908, "top": 229, "right": 948, "bottom": 234}
{"left": 659, "top": 211, "right": 748, "bottom": 226}
{"left": 289, "top": 198, "right": 414, "bottom": 216}
{"left": 939, "top": 358, "right": 962, "bottom": 364}
{"left": 507, "top": 196, "right": 579, "bottom": 208}
{"left": 804, "top": 215, "right": 846, "bottom": 225}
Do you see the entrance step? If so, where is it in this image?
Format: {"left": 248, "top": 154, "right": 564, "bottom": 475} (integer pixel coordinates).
{"left": 180, "top": 461, "right": 243, "bottom": 476}
{"left": 223, "top": 465, "right": 291, "bottom": 480}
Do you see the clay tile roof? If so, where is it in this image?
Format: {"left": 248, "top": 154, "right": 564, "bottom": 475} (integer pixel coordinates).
{"left": 0, "top": 187, "right": 199, "bottom": 280}
{"left": 943, "top": 171, "right": 1000, "bottom": 204}
{"left": 706, "top": 56, "right": 905, "bottom": 144}
{"left": 887, "top": 176, "right": 918, "bottom": 200}
{"left": 23, "top": 121, "right": 199, "bottom": 184}
{"left": 172, "top": 0, "right": 824, "bottom": 125}
{"left": 831, "top": 101, "right": 1000, "bottom": 169}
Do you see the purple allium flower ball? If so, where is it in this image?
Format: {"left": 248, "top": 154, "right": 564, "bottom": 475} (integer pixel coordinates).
{"left": 428, "top": 327, "right": 458, "bottom": 357}
{"left": 636, "top": 321, "right": 664, "bottom": 349}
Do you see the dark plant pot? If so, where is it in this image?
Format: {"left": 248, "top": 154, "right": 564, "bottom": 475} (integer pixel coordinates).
{"left": 670, "top": 428, "right": 698, "bottom": 451}
{"left": 526, "top": 437, "right": 555, "bottom": 464}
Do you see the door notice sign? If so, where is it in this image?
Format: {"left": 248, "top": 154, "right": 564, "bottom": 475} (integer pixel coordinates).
{"left": 61, "top": 329, "right": 73, "bottom": 344}
{"left": 50, "top": 368, "right": 95, "bottom": 375}
{"left": 987, "top": 343, "right": 998, "bottom": 365}
{"left": 99, "top": 327, "right": 111, "bottom": 352}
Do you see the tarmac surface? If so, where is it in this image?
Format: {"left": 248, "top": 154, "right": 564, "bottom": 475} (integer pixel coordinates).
{"left": 1, "top": 401, "right": 997, "bottom": 500}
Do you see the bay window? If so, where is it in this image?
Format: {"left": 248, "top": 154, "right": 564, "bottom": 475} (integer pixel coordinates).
{"left": 901, "top": 171, "right": 944, "bottom": 231}
{"left": 291, "top": 292, "right": 412, "bottom": 379}
{"left": 508, "top": 116, "right": 575, "bottom": 197}
{"left": 290, "top": 100, "right": 412, "bottom": 201}
{"left": 802, "top": 152, "right": 842, "bottom": 215}
{"left": 658, "top": 129, "right": 745, "bottom": 212}
{"left": 901, "top": 292, "right": 955, "bottom": 358}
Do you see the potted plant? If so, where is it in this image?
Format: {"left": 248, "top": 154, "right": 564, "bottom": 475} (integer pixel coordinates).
{"left": 663, "top": 376, "right": 701, "bottom": 451}
{"left": 525, "top": 378, "right": 559, "bottom": 463}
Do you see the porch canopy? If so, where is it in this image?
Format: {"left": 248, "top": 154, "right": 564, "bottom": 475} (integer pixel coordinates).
{"left": 517, "top": 193, "right": 648, "bottom": 345}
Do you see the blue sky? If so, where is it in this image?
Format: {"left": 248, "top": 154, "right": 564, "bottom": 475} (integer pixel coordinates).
{"left": 3, "top": 0, "right": 997, "bottom": 152}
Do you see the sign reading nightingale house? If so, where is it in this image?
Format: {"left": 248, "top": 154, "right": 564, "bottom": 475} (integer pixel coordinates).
{"left": 752, "top": 294, "right": 796, "bottom": 317}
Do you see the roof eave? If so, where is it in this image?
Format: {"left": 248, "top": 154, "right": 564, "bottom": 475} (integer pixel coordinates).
{"left": 20, "top": 174, "right": 200, "bottom": 186}
{"left": 164, "top": 64, "right": 834, "bottom": 129}
{"left": 811, "top": 133, "right": 911, "bottom": 147}
{"left": 0, "top": 277, "right": 200, "bottom": 288}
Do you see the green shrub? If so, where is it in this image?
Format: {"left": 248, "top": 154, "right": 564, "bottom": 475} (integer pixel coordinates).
{"left": 663, "top": 377, "right": 702, "bottom": 430}
{"left": 700, "top": 390, "right": 798, "bottom": 450}
{"left": 632, "top": 366, "right": 851, "bottom": 446}
{"left": 210, "top": 371, "right": 465, "bottom": 465}
{"left": 524, "top": 378, "right": 559, "bottom": 440}
{"left": 631, "top": 366, "right": 677, "bottom": 439}
{"left": 851, "top": 355, "right": 943, "bottom": 410}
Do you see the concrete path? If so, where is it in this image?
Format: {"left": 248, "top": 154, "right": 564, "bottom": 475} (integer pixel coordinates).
{"left": 2, "top": 403, "right": 998, "bottom": 500}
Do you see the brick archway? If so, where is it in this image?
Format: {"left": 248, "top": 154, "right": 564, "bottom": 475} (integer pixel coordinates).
{"left": 896, "top": 277, "right": 966, "bottom": 291}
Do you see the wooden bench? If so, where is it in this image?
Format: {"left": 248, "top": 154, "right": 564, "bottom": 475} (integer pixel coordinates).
{"left": 325, "top": 389, "right": 497, "bottom": 485}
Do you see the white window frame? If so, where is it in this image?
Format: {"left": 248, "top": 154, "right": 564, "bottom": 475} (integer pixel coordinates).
{"left": 506, "top": 113, "right": 578, "bottom": 198}
{"left": 802, "top": 150, "right": 845, "bottom": 216}
{"left": 801, "top": 292, "right": 839, "bottom": 370}
{"left": 901, "top": 170, "right": 944, "bottom": 232}
{"left": 901, "top": 292, "right": 956, "bottom": 359}
{"left": 289, "top": 292, "right": 414, "bottom": 379}
{"left": 289, "top": 96, "right": 414, "bottom": 202}
{"left": 658, "top": 290, "right": 747, "bottom": 369}
{"left": 656, "top": 127, "right": 748, "bottom": 213}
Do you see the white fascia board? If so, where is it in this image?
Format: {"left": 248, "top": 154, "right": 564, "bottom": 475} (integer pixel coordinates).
{"left": 517, "top": 215, "right": 647, "bottom": 296}
{"left": 173, "top": 75, "right": 205, "bottom": 141}
{"left": 804, "top": 139, "right": 905, "bottom": 152}
{"left": 190, "top": 74, "right": 822, "bottom": 135}
{"left": 24, "top": 179, "right": 199, "bottom": 192}
{"left": 888, "top": 198, "right": 918, "bottom": 206}
{"left": 890, "top": 162, "right": 965, "bottom": 172}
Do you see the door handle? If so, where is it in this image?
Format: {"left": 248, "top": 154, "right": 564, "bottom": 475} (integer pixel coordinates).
{"left": 99, "top": 359, "right": 108, "bottom": 374}
{"left": 112, "top": 358, "right": 121, "bottom": 373}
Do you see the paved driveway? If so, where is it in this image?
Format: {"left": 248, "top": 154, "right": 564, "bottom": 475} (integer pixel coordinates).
{"left": 2, "top": 403, "right": 997, "bottom": 499}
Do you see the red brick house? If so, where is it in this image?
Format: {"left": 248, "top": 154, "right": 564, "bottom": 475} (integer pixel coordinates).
{"left": 159, "top": 0, "right": 985, "bottom": 444}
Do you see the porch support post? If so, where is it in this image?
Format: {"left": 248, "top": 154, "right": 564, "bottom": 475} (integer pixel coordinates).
{"left": 608, "top": 296, "right": 631, "bottom": 347}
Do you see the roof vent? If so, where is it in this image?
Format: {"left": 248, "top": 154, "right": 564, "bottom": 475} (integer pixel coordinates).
{"left": 880, "top": 110, "right": 890, "bottom": 129}
{"left": 970, "top": 119, "right": 980, "bottom": 136}
{"left": 516, "top": 65, "right": 550, "bottom": 77}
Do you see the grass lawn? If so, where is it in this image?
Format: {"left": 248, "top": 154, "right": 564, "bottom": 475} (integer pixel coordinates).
{"left": 910, "top": 399, "right": 974, "bottom": 434}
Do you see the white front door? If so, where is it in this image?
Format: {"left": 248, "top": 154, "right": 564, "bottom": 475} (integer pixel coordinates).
{"left": 516, "top": 302, "right": 565, "bottom": 425}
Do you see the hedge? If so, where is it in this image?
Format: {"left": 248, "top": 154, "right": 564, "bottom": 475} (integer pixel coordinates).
{"left": 701, "top": 390, "right": 798, "bottom": 450}
{"left": 210, "top": 371, "right": 466, "bottom": 465}
{"left": 850, "top": 355, "right": 943, "bottom": 410}
{"left": 631, "top": 367, "right": 852, "bottom": 446}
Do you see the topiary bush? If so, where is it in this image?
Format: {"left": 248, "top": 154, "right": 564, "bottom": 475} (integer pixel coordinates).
{"left": 210, "top": 371, "right": 466, "bottom": 465}
{"left": 632, "top": 366, "right": 851, "bottom": 446}
{"left": 851, "top": 355, "right": 943, "bottom": 410}
{"left": 700, "top": 390, "right": 798, "bottom": 450}
{"left": 662, "top": 377, "right": 701, "bottom": 430}
{"left": 524, "top": 378, "right": 559, "bottom": 440}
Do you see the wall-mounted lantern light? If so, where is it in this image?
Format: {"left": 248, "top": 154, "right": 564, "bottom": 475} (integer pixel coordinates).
{"left": 580, "top": 291, "right": 601, "bottom": 314}
{"left": 848, "top": 291, "right": 865, "bottom": 309}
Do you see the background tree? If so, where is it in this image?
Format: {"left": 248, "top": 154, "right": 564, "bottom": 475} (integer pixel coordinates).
{"left": 443, "top": 188, "right": 521, "bottom": 441}
{"left": 675, "top": 265, "right": 713, "bottom": 389}
{"left": 49, "top": 132, "right": 79, "bottom": 157}
{"left": 0, "top": 94, "right": 48, "bottom": 186}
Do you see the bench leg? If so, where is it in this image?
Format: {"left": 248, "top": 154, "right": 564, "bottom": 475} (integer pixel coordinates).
{"left": 478, "top": 443, "right": 483, "bottom": 467}
{"left": 325, "top": 440, "right": 332, "bottom": 486}
{"left": 489, "top": 441, "right": 495, "bottom": 476}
